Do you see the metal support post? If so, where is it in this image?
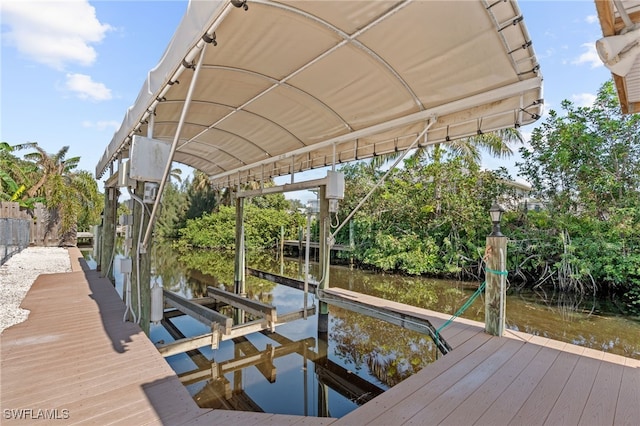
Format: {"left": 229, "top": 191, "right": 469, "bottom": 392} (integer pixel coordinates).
{"left": 318, "top": 185, "right": 330, "bottom": 333}
{"left": 234, "top": 197, "right": 246, "bottom": 324}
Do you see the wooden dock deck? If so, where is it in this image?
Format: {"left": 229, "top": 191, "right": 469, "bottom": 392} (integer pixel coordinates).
{"left": 2, "top": 248, "right": 638, "bottom": 424}
{"left": 324, "top": 288, "right": 640, "bottom": 426}
{"left": 0, "top": 248, "right": 332, "bottom": 425}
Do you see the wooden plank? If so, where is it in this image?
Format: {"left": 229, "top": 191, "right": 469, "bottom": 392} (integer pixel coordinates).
{"left": 157, "top": 324, "right": 221, "bottom": 356}
{"left": 207, "top": 285, "right": 277, "bottom": 327}
{"left": 614, "top": 357, "right": 640, "bottom": 425}
{"left": 509, "top": 343, "right": 585, "bottom": 425}
{"left": 163, "top": 289, "right": 232, "bottom": 333}
{"left": 406, "top": 338, "right": 525, "bottom": 425}
{"left": 579, "top": 351, "right": 626, "bottom": 425}
{"left": 542, "top": 348, "right": 605, "bottom": 425}
{"left": 335, "top": 332, "right": 497, "bottom": 425}
{"left": 0, "top": 261, "right": 208, "bottom": 425}
{"left": 474, "top": 339, "right": 564, "bottom": 425}
{"left": 439, "top": 336, "right": 543, "bottom": 425}
{"left": 248, "top": 267, "right": 318, "bottom": 292}
{"left": 283, "top": 239, "right": 352, "bottom": 252}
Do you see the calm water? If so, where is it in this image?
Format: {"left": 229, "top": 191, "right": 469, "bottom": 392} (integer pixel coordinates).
{"left": 98, "top": 244, "right": 640, "bottom": 417}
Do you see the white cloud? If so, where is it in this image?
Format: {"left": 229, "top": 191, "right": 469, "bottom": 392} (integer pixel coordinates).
{"left": 571, "top": 93, "right": 596, "bottom": 107}
{"left": 585, "top": 15, "right": 598, "bottom": 24}
{"left": 1, "top": 0, "right": 112, "bottom": 70}
{"left": 82, "top": 120, "right": 120, "bottom": 131}
{"left": 65, "top": 73, "right": 112, "bottom": 101}
{"left": 572, "top": 42, "right": 602, "bottom": 69}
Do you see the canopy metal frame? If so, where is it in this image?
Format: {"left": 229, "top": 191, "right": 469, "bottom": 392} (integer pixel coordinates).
{"left": 97, "top": 0, "right": 544, "bottom": 185}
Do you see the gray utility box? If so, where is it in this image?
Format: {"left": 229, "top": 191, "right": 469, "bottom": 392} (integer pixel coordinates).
{"left": 129, "top": 135, "right": 171, "bottom": 183}
{"left": 326, "top": 170, "right": 345, "bottom": 200}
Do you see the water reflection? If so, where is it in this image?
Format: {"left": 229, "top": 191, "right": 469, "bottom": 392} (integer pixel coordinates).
{"left": 145, "top": 245, "right": 442, "bottom": 417}
{"left": 94, "top": 242, "right": 639, "bottom": 416}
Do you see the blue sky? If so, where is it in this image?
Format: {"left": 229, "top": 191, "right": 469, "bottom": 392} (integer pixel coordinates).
{"left": 1, "top": 1, "right": 613, "bottom": 188}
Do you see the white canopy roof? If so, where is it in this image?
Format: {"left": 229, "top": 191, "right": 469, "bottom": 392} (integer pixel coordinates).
{"left": 595, "top": 0, "right": 640, "bottom": 114}
{"left": 97, "top": 0, "right": 543, "bottom": 187}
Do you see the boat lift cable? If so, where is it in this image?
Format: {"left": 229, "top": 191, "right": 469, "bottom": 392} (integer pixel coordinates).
{"left": 329, "top": 117, "right": 436, "bottom": 242}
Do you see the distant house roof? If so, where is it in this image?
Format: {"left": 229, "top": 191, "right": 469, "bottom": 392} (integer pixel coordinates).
{"left": 97, "top": 0, "right": 543, "bottom": 187}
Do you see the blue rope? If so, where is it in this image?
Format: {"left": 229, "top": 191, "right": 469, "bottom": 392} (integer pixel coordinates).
{"left": 434, "top": 267, "right": 507, "bottom": 348}
{"left": 485, "top": 267, "right": 508, "bottom": 276}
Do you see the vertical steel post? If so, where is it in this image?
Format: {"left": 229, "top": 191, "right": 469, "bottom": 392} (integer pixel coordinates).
{"left": 303, "top": 211, "right": 311, "bottom": 319}
{"left": 234, "top": 196, "right": 246, "bottom": 323}
{"left": 318, "top": 185, "right": 330, "bottom": 333}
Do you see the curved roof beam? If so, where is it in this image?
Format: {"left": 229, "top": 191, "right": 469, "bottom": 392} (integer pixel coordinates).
{"left": 181, "top": 59, "right": 356, "bottom": 151}
{"left": 202, "top": 65, "right": 351, "bottom": 135}
{"left": 177, "top": 64, "right": 358, "bottom": 149}
{"left": 165, "top": 99, "right": 306, "bottom": 148}
{"left": 177, "top": 138, "right": 247, "bottom": 166}
{"left": 173, "top": 151, "right": 228, "bottom": 173}
{"left": 253, "top": 0, "right": 423, "bottom": 111}
{"left": 156, "top": 119, "right": 271, "bottom": 157}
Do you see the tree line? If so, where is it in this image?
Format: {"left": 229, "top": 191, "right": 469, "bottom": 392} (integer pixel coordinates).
{"left": 151, "top": 81, "right": 640, "bottom": 315}
{"left": 1, "top": 143, "right": 102, "bottom": 243}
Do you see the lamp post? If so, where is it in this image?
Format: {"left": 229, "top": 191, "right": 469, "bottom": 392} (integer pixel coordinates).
{"left": 489, "top": 202, "right": 505, "bottom": 237}
{"left": 485, "top": 202, "right": 507, "bottom": 336}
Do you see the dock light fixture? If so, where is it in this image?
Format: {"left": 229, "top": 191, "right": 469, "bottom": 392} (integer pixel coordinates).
{"left": 306, "top": 199, "right": 320, "bottom": 215}
{"left": 489, "top": 202, "right": 505, "bottom": 237}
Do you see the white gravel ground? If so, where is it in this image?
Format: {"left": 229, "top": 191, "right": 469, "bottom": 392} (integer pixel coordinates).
{"left": 0, "top": 247, "right": 71, "bottom": 333}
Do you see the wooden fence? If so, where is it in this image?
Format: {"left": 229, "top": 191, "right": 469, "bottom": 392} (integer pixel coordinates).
{"left": 0, "top": 202, "right": 61, "bottom": 264}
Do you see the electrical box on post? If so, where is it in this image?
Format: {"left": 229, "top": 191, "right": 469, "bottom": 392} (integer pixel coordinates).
{"left": 119, "top": 214, "right": 133, "bottom": 226}
{"left": 120, "top": 258, "right": 132, "bottom": 274}
{"left": 326, "top": 171, "right": 345, "bottom": 200}
{"left": 143, "top": 182, "right": 159, "bottom": 204}
{"left": 129, "top": 135, "right": 171, "bottom": 183}
{"left": 117, "top": 161, "right": 131, "bottom": 188}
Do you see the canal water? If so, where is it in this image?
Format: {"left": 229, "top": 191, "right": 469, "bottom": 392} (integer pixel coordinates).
{"left": 100, "top": 244, "right": 639, "bottom": 417}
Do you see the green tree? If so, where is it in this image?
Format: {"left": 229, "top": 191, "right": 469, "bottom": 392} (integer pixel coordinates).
{"left": 516, "top": 80, "right": 640, "bottom": 308}
{"left": 178, "top": 203, "right": 303, "bottom": 250}
{"left": 0, "top": 142, "right": 40, "bottom": 207}
{"left": 184, "top": 170, "right": 217, "bottom": 221}
{"left": 519, "top": 81, "right": 640, "bottom": 218}
{"left": 17, "top": 144, "right": 102, "bottom": 242}
{"left": 337, "top": 153, "right": 494, "bottom": 276}
{"left": 156, "top": 180, "right": 187, "bottom": 239}
{"left": 24, "top": 145, "right": 80, "bottom": 199}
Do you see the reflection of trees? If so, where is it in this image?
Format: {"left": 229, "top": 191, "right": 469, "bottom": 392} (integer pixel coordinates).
{"left": 329, "top": 306, "right": 437, "bottom": 388}
{"left": 329, "top": 268, "right": 481, "bottom": 320}
{"left": 174, "top": 247, "right": 279, "bottom": 302}
{"left": 152, "top": 240, "right": 191, "bottom": 293}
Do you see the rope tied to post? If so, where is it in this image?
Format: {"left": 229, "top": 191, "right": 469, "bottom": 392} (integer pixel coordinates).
{"left": 433, "top": 265, "right": 508, "bottom": 351}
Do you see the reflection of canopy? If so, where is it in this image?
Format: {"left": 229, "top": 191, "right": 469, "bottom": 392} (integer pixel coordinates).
{"left": 96, "top": 0, "right": 543, "bottom": 187}
{"left": 595, "top": 0, "right": 640, "bottom": 114}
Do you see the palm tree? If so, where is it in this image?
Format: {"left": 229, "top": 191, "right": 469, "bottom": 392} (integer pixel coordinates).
{"left": 0, "top": 142, "right": 40, "bottom": 206}
{"left": 369, "top": 128, "right": 524, "bottom": 215}
{"left": 24, "top": 145, "right": 80, "bottom": 199}
{"left": 169, "top": 167, "right": 182, "bottom": 184}
{"left": 370, "top": 128, "right": 523, "bottom": 169}
{"left": 21, "top": 145, "right": 102, "bottom": 245}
